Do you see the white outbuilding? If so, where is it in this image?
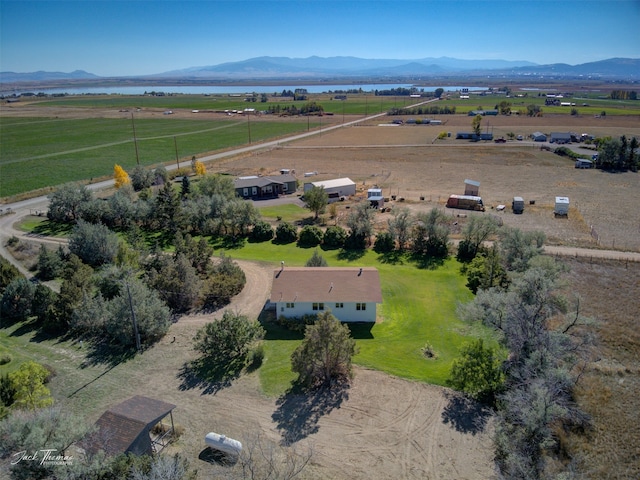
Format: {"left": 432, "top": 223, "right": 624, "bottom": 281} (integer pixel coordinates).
{"left": 303, "top": 177, "right": 356, "bottom": 202}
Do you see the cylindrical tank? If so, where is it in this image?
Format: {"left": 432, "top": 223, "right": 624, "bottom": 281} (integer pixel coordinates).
{"left": 205, "top": 432, "right": 242, "bottom": 456}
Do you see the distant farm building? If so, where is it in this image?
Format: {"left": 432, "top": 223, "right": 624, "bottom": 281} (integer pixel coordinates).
{"left": 367, "top": 188, "right": 384, "bottom": 208}
{"left": 303, "top": 177, "right": 356, "bottom": 202}
{"left": 468, "top": 110, "right": 498, "bottom": 116}
{"left": 234, "top": 174, "right": 297, "bottom": 199}
{"left": 550, "top": 132, "right": 572, "bottom": 144}
{"left": 270, "top": 267, "right": 383, "bottom": 323}
{"left": 531, "top": 132, "right": 547, "bottom": 142}
{"left": 456, "top": 132, "right": 494, "bottom": 141}
{"left": 464, "top": 179, "right": 480, "bottom": 196}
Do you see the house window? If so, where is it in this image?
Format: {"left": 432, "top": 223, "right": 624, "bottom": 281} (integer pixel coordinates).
{"left": 283, "top": 183, "right": 288, "bottom": 191}
{"left": 356, "top": 303, "right": 366, "bottom": 311}
{"left": 312, "top": 303, "right": 325, "bottom": 311}
{"left": 335, "top": 303, "right": 344, "bottom": 309}
{"left": 286, "top": 302, "right": 295, "bottom": 308}
{"left": 243, "top": 188, "right": 248, "bottom": 197}
{"left": 281, "top": 307, "right": 284, "bottom": 312}
{"left": 252, "top": 187, "right": 257, "bottom": 196}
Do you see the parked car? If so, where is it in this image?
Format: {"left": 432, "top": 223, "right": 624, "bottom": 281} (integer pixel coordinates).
{"left": 494, "top": 137, "right": 506, "bottom": 143}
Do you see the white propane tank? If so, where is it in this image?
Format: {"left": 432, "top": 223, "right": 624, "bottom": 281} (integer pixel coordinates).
{"left": 205, "top": 432, "right": 242, "bottom": 456}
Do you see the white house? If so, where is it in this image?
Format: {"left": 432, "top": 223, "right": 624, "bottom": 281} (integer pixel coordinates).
{"left": 270, "top": 267, "right": 382, "bottom": 323}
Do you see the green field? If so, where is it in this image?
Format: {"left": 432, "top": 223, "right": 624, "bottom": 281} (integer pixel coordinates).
{"left": 0, "top": 116, "right": 318, "bottom": 198}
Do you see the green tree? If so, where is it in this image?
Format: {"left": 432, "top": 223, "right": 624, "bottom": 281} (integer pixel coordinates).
{"left": 345, "top": 202, "right": 375, "bottom": 249}
{"left": 303, "top": 186, "right": 328, "bottom": 220}
{"left": 9, "top": 361, "right": 54, "bottom": 410}
{"left": 434, "top": 88, "right": 444, "bottom": 98}
{"left": 298, "top": 225, "right": 324, "bottom": 247}
{"left": 69, "top": 219, "right": 119, "bottom": 267}
{"left": 456, "top": 215, "right": 500, "bottom": 262}
{"left": 196, "top": 173, "right": 236, "bottom": 199}
{"left": 447, "top": 339, "right": 504, "bottom": 404}
{"left": 129, "top": 165, "right": 154, "bottom": 191}
{"left": 0, "top": 256, "right": 21, "bottom": 296}
{"left": 36, "top": 244, "right": 64, "bottom": 280}
{"left": 388, "top": 207, "right": 412, "bottom": 250}
{"left": 0, "top": 277, "right": 36, "bottom": 324}
{"left": 194, "top": 311, "right": 265, "bottom": 368}
{"left": 373, "top": 232, "right": 394, "bottom": 253}
{"left": 251, "top": 220, "right": 274, "bottom": 242}
{"left": 291, "top": 311, "right": 358, "bottom": 388}
{"left": 201, "top": 254, "right": 246, "bottom": 310}
{"left": 498, "top": 227, "right": 545, "bottom": 272}
{"left": 464, "top": 245, "right": 509, "bottom": 294}
{"left": 322, "top": 225, "right": 347, "bottom": 249}
{"left": 47, "top": 182, "right": 94, "bottom": 223}
{"left": 275, "top": 222, "right": 298, "bottom": 244}
{"left": 105, "top": 279, "right": 171, "bottom": 347}
{"left": 305, "top": 248, "right": 328, "bottom": 267}
{"left": 411, "top": 208, "right": 450, "bottom": 258}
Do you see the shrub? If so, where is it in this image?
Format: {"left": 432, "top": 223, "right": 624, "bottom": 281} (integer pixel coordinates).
{"left": 373, "top": 232, "right": 394, "bottom": 253}
{"left": 323, "top": 225, "right": 347, "bottom": 249}
{"left": 275, "top": 222, "right": 297, "bottom": 244}
{"left": 251, "top": 220, "right": 274, "bottom": 242}
{"left": 298, "top": 225, "right": 323, "bottom": 247}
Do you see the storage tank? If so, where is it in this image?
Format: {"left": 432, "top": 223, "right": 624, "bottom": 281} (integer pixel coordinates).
{"left": 205, "top": 432, "right": 243, "bottom": 456}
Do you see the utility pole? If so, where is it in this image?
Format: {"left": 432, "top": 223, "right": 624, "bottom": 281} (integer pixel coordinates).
{"left": 247, "top": 113, "right": 251, "bottom": 144}
{"left": 174, "top": 136, "right": 180, "bottom": 169}
{"left": 131, "top": 112, "right": 140, "bottom": 165}
{"left": 126, "top": 281, "right": 142, "bottom": 352}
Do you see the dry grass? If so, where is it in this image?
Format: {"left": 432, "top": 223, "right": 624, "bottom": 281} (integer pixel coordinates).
{"left": 562, "top": 258, "right": 640, "bottom": 479}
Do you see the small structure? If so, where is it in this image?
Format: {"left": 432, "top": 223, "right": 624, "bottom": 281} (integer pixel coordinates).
{"left": 464, "top": 179, "right": 480, "bottom": 196}
{"left": 271, "top": 267, "right": 383, "bottom": 323}
{"left": 84, "top": 396, "right": 176, "bottom": 457}
{"left": 531, "top": 132, "right": 547, "bottom": 142}
{"left": 446, "top": 194, "right": 485, "bottom": 212}
{"left": 554, "top": 196, "right": 570, "bottom": 217}
{"left": 303, "top": 177, "right": 356, "bottom": 201}
{"left": 550, "top": 132, "right": 572, "bottom": 144}
{"left": 575, "top": 159, "right": 594, "bottom": 169}
{"left": 234, "top": 174, "right": 297, "bottom": 199}
{"left": 367, "top": 188, "right": 384, "bottom": 209}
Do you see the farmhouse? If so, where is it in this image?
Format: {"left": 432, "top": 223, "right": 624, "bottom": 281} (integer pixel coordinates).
{"left": 303, "top": 177, "right": 356, "bottom": 202}
{"left": 83, "top": 396, "right": 176, "bottom": 457}
{"left": 270, "top": 267, "right": 382, "bottom": 322}
{"left": 234, "top": 174, "right": 297, "bottom": 199}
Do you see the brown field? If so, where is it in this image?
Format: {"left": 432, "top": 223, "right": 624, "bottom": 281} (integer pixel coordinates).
{"left": 213, "top": 113, "right": 640, "bottom": 251}
{"left": 2, "top": 108, "right": 640, "bottom": 479}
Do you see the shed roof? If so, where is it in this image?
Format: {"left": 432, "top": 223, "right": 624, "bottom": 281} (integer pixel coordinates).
{"left": 310, "top": 177, "right": 355, "bottom": 189}
{"left": 234, "top": 174, "right": 296, "bottom": 189}
{"left": 464, "top": 179, "right": 480, "bottom": 187}
{"left": 85, "top": 396, "right": 176, "bottom": 456}
{"left": 270, "top": 267, "right": 382, "bottom": 303}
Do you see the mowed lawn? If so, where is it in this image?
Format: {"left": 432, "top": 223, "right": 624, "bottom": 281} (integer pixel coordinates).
{"left": 215, "top": 238, "right": 496, "bottom": 395}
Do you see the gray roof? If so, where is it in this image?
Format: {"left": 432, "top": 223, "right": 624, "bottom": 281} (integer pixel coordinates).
{"left": 234, "top": 174, "right": 296, "bottom": 189}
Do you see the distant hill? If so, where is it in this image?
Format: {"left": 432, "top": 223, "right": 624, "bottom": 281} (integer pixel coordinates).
{"left": 0, "top": 70, "right": 99, "bottom": 83}
{"left": 2, "top": 57, "right": 638, "bottom": 84}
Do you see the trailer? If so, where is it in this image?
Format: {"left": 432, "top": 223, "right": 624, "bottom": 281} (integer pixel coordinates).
{"left": 554, "top": 196, "right": 569, "bottom": 217}
{"left": 512, "top": 196, "right": 525, "bottom": 214}
{"left": 446, "top": 194, "right": 485, "bottom": 212}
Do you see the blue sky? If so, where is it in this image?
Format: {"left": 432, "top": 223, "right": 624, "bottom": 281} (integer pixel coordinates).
{"left": 1, "top": 0, "right": 639, "bottom": 76}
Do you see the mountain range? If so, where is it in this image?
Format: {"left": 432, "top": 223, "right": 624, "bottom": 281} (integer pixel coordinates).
{"left": 1, "top": 56, "right": 639, "bottom": 83}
